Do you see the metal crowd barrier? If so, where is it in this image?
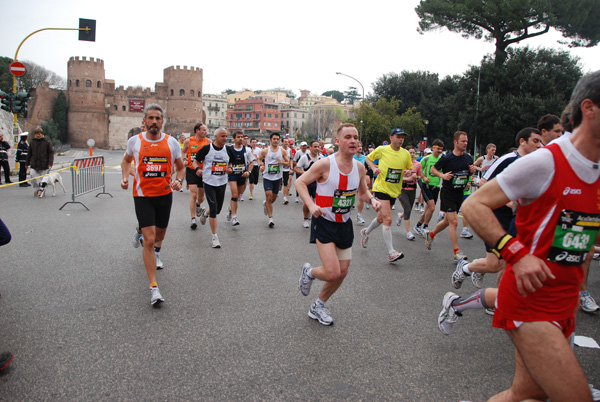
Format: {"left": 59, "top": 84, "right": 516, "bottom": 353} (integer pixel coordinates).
{"left": 59, "top": 156, "right": 113, "bottom": 210}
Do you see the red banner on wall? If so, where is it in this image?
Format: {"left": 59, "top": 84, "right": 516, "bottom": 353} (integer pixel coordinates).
{"left": 129, "top": 100, "right": 145, "bottom": 112}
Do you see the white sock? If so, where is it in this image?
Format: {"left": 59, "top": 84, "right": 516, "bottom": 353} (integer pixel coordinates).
{"left": 462, "top": 263, "right": 471, "bottom": 275}
{"left": 212, "top": 234, "right": 218, "bottom": 240}
{"left": 382, "top": 225, "right": 394, "bottom": 254}
{"left": 366, "top": 218, "right": 381, "bottom": 235}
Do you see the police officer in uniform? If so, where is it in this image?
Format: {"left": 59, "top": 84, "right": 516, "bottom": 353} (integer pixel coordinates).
{"left": 0, "top": 134, "right": 12, "bottom": 185}
{"left": 16, "top": 133, "right": 30, "bottom": 187}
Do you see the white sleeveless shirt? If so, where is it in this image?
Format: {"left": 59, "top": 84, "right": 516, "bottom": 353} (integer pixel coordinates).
{"left": 315, "top": 156, "right": 360, "bottom": 223}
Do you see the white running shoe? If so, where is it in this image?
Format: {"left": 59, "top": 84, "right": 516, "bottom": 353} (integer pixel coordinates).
{"left": 396, "top": 212, "right": 403, "bottom": 226}
{"left": 406, "top": 232, "right": 415, "bottom": 241}
{"left": 413, "top": 224, "right": 423, "bottom": 237}
{"left": 263, "top": 200, "right": 268, "bottom": 216}
{"left": 453, "top": 250, "right": 468, "bottom": 263}
{"left": 308, "top": 303, "right": 333, "bottom": 326}
{"left": 155, "top": 253, "right": 164, "bottom": 270}
{"left": 132, "top": 230, "right": 142, "bottom": 248}
{"left": 581, "top": 292, "right": 600, "bottom": 312}
{"left": 268, "top": 217, "right": 275, "bottom": 228}
{"left": 360, "top": 228, "right": 369, "bottom": 248}
{"left": 195, "top": 204, "right": 202, "bottom": 217}
{"left": 190, "top": 217, "right": 197, "bottom": 230}
{"left": 150, "top": 287, "right": 164, "bottom": 306}
{"left": 461, "top": 227, "right": 474, "bottom": 239}
{"left": 438, "top": 292, "right": 460, "bottom": 335}
{"left": 388, "top": 250, "right": 404, "bottom": 263}
{"left": 452, "top": 259, "right": 468, "bottom": 289}
{"left": 356, "top": 214, "right": 365, "bottom": 225}
{"left": 231, "top": 216, "right": 240, "bottom": 226}
{"left": 283, "top": 197, "right": 289, "bottom": 205}
{"left": 392, "top": 205, "right": 395, "bottom": 210}
{"left": 226, "top": 206, "right": 232, "bottom": 221}
{"left": 302, "top": 219, "right": 310, "bottom": 228}
{"left": 471, "top": 272, "right": 484, "bottom": 288}
{"left": 211, "top": 237, "right": 221, "bottom": 248}
{"left": 437, "top": 211, "right": 445, "bottom": 223}
{"left": 424, "top": 229, "right": 434, "bottom": 250}
{"left": 239, "top": 195, "right": 244, "bottom": 202}
{"left": 199, "top": 211, "right": 207, "bottom": 225}
{"left": 298, "top": 263, "right": 313, "bottom": 296}
{"left": 295, "top": 196, "right": 300, "bottom": 203}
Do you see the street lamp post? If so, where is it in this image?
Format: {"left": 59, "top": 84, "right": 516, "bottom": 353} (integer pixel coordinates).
{"left": 336, "top": 72, "right": 364, "bottom": 141}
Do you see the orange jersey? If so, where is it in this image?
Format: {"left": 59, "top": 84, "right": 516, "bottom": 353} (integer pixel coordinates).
{"left": 187, "top": 136, "right": 211, "bottom": 169}
{"left": 133, "top": 133, "right": 174, "bottom": 197}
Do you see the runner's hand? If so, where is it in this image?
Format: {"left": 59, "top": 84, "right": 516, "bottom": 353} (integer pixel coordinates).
{"left": 512, "top": 254, "right": 556, "bottom": 297}
{"left": 121, "top": 177, "right": 129, "bottom": 190}
{"left": 309, "top": 204, "right": 326, "bottom": 218}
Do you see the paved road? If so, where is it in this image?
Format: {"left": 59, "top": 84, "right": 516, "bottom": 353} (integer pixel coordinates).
{"left": 1, "top": 149, "right": 599, "bottom": 401}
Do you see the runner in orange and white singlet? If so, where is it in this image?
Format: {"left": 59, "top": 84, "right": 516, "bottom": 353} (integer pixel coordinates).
{"left": 182, "top": 122, "right": 211, "bottom": 230}
{"left": 121, "top": 104, "right": 185, "bottom": 307}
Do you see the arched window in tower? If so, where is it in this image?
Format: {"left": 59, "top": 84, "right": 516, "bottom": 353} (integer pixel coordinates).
{"left": 97, "top": 81, "right": 101, "bottom": 88}
{"left": 113, "top": 105, "right": 117, "bottom": 111}
{"left": 76, "top": 80, "right": 80, "bottom": 87}
{"left": 86, "top": 80, "right": 92, "bottom": 87}
{"left": 179, "top": 89, "right": 185, "bottom": 96}
{"left": 190, "top": 90, "right": 194, "bottom": 97}
{"left": 122, "top": 106, "right": 126, "bottom": 111}
{"left": 198, "top": 92, "right": 201, "bottom": 98}
{"left": 69, "top": 80, "right": 72, "bottom": 87}
{"left": 170, "top": 89, "right": 174, "bottom": 96}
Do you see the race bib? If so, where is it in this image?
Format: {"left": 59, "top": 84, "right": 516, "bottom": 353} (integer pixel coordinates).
{"left": 267, "top": 163, "right": 280, "bottom": 174}
{"left": 547, "top": 209, "right": 600, "bottom": 266}
{"left": 232, "top": 164, "right": 245, "bottom": 174}
{"left": 451, "top": 170, "right": 469, "bottom": 189}
{"left": 332, "top": 188, "right": 356, "bottom": 214}
{"left": 385, "top": 168, "right": 402, "bottom": 184}
{"left": 211, "top": 161, "right": 227, "bottom": 175}
{"left": 142, "top": 156, "right": 168, "bottom": 177}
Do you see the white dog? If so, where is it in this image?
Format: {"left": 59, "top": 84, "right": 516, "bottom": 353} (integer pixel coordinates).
{"left": 39, "top": 172, "right": 67, "bottom": 198}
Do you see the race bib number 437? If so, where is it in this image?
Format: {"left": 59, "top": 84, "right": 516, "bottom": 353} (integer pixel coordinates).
{"left": 547, "top": 209, "right": 600, "bottom": 266}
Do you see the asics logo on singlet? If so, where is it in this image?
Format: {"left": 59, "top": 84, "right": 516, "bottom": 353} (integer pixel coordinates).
{"left": 562, "top": 187, "right": 582, "bottom": 196}
{"left": 555, "top": 251, "right": 581, "bottom": 263}
{"left": 555, "top": 251, "right": 569, "bottom": 261}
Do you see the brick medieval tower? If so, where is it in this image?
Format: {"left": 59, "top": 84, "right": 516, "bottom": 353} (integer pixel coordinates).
{"left": 67, "top": 57, "right": 108, "bottom": 148}
{"left": 163, "top": 66, "right": 203, "bottom": 135}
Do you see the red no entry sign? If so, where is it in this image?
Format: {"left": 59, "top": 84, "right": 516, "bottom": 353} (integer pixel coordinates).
{"left": 9, "top": 61, "right": 26, "bottom": 77}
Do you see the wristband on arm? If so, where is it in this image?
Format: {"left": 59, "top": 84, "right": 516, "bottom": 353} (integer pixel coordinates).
{"left": 492, "top": 234, "right": 530, "bottom": 265}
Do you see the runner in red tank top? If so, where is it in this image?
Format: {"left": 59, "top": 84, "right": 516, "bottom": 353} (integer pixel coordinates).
{"left": 121, "top": 104, "right": 185, "bottom": 307}
{"left": 459, "top": 71, "right": 600, "bottom": 402}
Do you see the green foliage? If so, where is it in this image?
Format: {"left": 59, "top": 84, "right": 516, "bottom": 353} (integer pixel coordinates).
{"left": 344, "top": 87, "right": 361, "bottom": 105}
{"left": 223, "top": 89, "right": 236, "bottom": 94}
{"left": 39, "top": 120, "right": 61, "bottom": 148}
{"left": 371, "top": 46, "right": 582, "bottom": 154}
{"left": 53, "top": 91, "right": 68, "bottom": 143}
{"left": 348, "top": 98, "right": 425, "bottom": 147}
{"left": 415, "top": 0, "right": 600, "bottom": 64}
{"left": 0, "top": 56, "right": 15, "bottom": 93}
{"left": 322, "top": 90, "right": 344, "bottom": 103}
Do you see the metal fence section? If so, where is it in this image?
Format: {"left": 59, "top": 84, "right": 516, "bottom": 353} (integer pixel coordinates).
{"left": 59, "top": 156, "right": 113, "bottom": 210}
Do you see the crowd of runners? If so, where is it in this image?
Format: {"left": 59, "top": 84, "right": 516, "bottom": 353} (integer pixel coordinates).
{"left": 120, "top": 71, "right": 600, "bottom": 401}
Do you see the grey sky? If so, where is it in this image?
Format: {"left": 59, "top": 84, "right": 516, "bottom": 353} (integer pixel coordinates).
{"left": 2, "top": 0, "right": 598, "bottom": 96}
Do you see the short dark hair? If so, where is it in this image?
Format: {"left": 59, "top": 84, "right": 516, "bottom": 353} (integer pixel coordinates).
{"left": 570, "top": 71, "right": 600, "bottom": 128}
{"left": 193, "top": 122, "right": 204, "bottom": 132}
{"left": 560, "top": 104, "right": 573, "bottom": 133}
{"left": 250, "top": 137, "right": 257, "bottom": 142}
{"left": 232, "top": 130, "right": 244, "bottom": 138}
{"left": 310, "top": 140, "right": 319, "bottom": 147}
{"left": 269, "top": 132, "right": 280, "bottom": 139}
{"left": 515, "top": 127, "right": 541, "bottom": 146}
{"left": 536, "top": 114, "right": 560, "bottom": 132}
{"left": 432, "top": 139, "right": 444, "bottom": 148}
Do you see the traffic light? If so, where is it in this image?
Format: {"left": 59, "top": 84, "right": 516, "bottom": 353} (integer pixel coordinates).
{"left": 13, "top": 91, "right": 30, "bottom": 116}
{"left": 79, "top": 18, "right": 96, "bottom": 42}
{"left": 0, "top": 90, "right": 12, "bottom": 112}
